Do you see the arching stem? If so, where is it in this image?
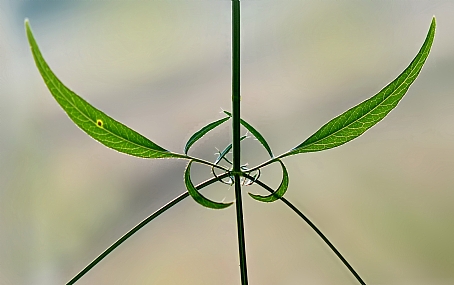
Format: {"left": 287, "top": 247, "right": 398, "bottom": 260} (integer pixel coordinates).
{"left": 243, "top": 174, "right": 366, "bottom": 285}
{"left": 66, "top": 173, "right": 230, "bottom": 285}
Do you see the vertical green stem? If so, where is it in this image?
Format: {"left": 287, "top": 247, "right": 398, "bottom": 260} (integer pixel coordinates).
{"left": 232, "top": 0, "right": 248, "bottom": 284}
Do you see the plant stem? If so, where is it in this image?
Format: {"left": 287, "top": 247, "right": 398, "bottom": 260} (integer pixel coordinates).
{"left": 232, "top": 0, "right": 249, "bottom": 284}
{"left": 187, "top": 156, "right": 230, "bottom": 171}
{"left": 242, "top": 174, "right": 367, "bottom": 285}
{"left": 65, "top": 173, "right": 230, "bottom": 285}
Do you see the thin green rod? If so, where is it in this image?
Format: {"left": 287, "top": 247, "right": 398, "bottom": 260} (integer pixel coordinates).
{"left": 66, "top": 173, "right": 231, "bottom": 285}
{"left": 243, "top": 174, "right": 366, "bottom": 285}
{"left": 231, "top": 0, "right": 248, "bottom": 284}
{"left": 186, "top": 155, "right": 230, "bottom": 171}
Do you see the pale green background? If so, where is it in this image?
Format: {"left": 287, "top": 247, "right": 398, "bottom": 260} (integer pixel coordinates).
{"left": 1, "top": 1, "right": 453, "bottom": 284}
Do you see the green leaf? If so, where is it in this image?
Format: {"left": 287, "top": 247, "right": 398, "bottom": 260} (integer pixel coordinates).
{"left": 185, "top": 160, "right": 233, "bottom": 209}
{"left": 25, "top": 20, "right": 184, "bottom": 159}
{"left": 185, "top": 116, "right": 230, "bottom": 154}
{"left": 248, "top": 160, "right": 289, "bottom": 203}
{"left": 224, "top": 111, "right": 273, "bottom": 157}
{"left": 281, "top": 17, "right": 436, "bottom": 157}
{"left": 214, "top": 135, "right": 247, "bottom": 165}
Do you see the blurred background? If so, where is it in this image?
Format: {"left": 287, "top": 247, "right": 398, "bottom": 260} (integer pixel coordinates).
{"left": 1, "top": 1, "right": 453, "bottom": 284}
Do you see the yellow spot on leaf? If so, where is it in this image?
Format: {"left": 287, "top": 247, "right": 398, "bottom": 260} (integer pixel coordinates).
{"left": 96, "top": 119, "right": 103, "bottom": 128}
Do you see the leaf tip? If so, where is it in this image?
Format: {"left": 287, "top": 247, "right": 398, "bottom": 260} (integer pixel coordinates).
{"left": 248, "top": 192, "right": 271, "bottom": 203}
{"left": 24, "top": 18, "right": 31, "bottom": 34}
{"left": 24, "top": 18, "right": 35, "bottom": 44}
{"left": 247, "top": 192, "right": 259, "bottom": 199}
{"left": 223, "top": 202, "right": 234, "bottom": 208}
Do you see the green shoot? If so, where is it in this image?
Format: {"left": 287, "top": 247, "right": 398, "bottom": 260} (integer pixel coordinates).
{"left": 25, "top": 6, "right": 435, "bottom": 285}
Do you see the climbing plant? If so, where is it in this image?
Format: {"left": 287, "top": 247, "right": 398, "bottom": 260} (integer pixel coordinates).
{"left": 25, "top": 1, "right": 435, "bottom": 284}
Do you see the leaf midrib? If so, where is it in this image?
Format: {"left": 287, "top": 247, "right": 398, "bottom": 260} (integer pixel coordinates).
{"left": 35, "top": 52, "right": 171, "bottom": 156}
{"left": 292, "top": 44, "right": 428, "bottom": 153}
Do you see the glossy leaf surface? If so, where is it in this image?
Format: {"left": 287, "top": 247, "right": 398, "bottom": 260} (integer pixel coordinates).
{"left": 185, "top": 160, "right": 233, "bottom": 209}
{"left": 185, "top": 116, "right": 230, "bottom": 154}
{"left": 248, "top": 160, "right": 289, "bottom": 203}
{"left": 26, "top": 20, "right": 183, "bottom": 159}
{"left": 281, "top": 17, "right": 435, "bottom": 157}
